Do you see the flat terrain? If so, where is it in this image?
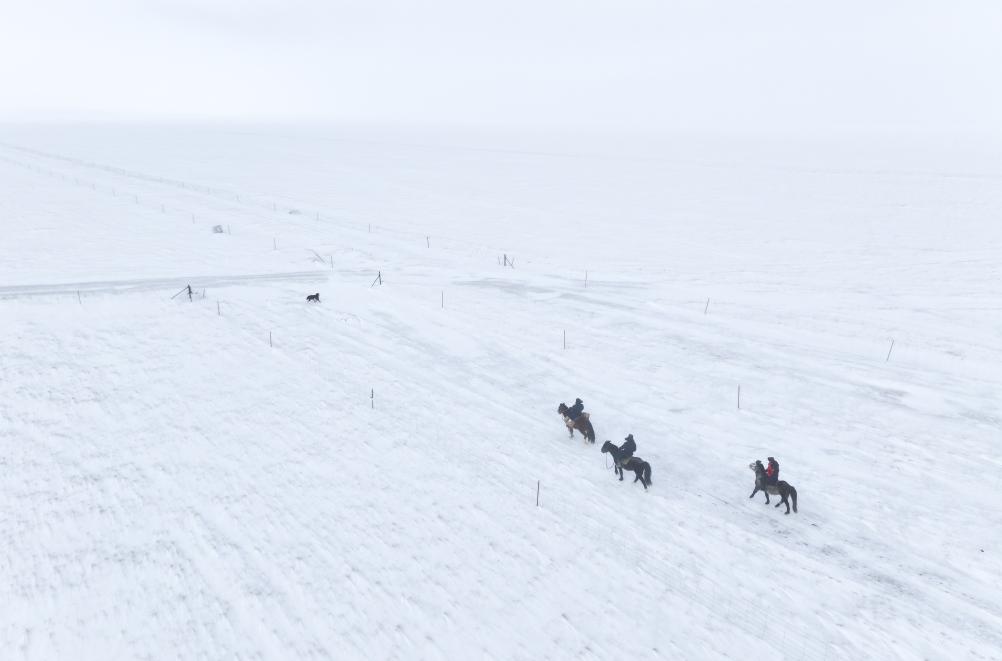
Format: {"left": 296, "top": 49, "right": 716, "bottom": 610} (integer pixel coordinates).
{"left": 2, "top": 125, "right": 1000, "bottom": 660}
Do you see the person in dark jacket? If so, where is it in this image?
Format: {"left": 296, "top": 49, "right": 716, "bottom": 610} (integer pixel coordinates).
{"left": 765, "top": 457, "right": 780, "bottom": 485}
{"left": 618, "top": 434, "right": 637, "bottom": 466}
{"left": 565, "top": 398, "right": 584, "bottom": 421}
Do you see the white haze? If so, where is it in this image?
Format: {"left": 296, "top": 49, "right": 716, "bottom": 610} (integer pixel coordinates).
{"left": 1, "top": 0, "right": 1001, "bottom": 134}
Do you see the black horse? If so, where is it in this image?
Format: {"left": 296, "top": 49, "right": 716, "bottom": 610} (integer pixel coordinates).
{"left": 600, "top": 441, "right": 652, "bottom": 489}
{"left": 748, "top": 461, "right": 798, "bottom": 514}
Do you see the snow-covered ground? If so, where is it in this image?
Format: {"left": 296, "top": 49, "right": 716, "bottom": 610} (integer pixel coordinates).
{"left": 1, "top": 124, "right": 1000, "bottom": 660}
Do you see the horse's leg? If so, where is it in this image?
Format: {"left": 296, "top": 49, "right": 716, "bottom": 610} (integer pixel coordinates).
{"left": 749, "top": 487, "right": 758, "bottom": 499}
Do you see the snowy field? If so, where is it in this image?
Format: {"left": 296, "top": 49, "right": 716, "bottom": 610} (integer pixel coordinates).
{"left": 1, "top": 124, "right": 1000, "bottom": 660}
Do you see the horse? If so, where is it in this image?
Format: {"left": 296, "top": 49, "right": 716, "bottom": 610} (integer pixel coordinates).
{"left": 748, "top": 461, "right": 798, "bottom": 514}
{"left": 306, "top": 293, "right": 321, "bottom": 303}
{"left": 600, "top": 441, "right": 652, "bottom": 489}
{"left": 557, "top": 403, "right": 595, "bottom": 444}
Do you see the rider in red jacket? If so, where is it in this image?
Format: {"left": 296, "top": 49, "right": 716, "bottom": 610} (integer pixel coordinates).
{"left": 765, "top": 457, "right": 779, "bottom": 485}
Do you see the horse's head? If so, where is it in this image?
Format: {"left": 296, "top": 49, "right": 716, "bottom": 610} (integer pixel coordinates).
{"left": 601, "top": 441, "right": 615, "bottom": 454}
{"left": 749, "top": 461, "right": 765, "bottom": 474}
{"left": 557, "top": 403, "right": 568, "bottom": 414}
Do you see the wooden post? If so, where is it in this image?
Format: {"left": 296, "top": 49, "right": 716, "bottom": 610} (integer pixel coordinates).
{"left": 536, "top": 480, "right": 540, "bottom": 507}
{"left": 217, "top": 301, "right": 220, "bottom": 316}
{"left": 371, "top": 388, "right": 374, "bottom": 409}
{"left": 738, "top": 385, "right": 741, "bottom": 410}
{"left": 563, "top": 330, "right": 566, "bottom": 350}
{"left": 330, "top": 255, "right": 334, "bottom": 270}
{"left": 426, "top": 236, "right": 430, "bottom": 248}
{"left": 705, "top": 298, "right": 710, "bottom": 315}
{"left": 77, "top": 291, "right": 81, "bottom": 305}
{"left": 269, "top": 331, "right": 273, "bottom": 348}
{"left": 886, "top": 339, "right": 895, "bottom": 362}
{"left": 441, "top": 290, "right": 444, "bottom": 309}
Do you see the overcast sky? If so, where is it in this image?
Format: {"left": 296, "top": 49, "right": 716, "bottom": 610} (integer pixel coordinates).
{"left": 1, "top": 0, "right": 999, "bottom": 134}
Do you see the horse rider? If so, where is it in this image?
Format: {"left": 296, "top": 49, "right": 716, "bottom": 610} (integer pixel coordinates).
{"left": 618, "top": 434, "right": 637, "bottom": 467}
{"left": 765, "top": 457, "right": 780, "bottom": 485}
{"left": 566, "top": 398, "right": 584, "bottom": 421}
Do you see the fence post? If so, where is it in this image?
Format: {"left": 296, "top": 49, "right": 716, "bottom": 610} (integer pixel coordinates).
{"left": 886, "top": 339, "right": 895, "bottom": 362}
{"left": 536, "top": 480, "right": 540, "bottom": 507}
{"left": 269, "top": 331, "right": 273, "bottom": 347}
{"left": 705, "top": 298, "right": 710, "bottom": 314}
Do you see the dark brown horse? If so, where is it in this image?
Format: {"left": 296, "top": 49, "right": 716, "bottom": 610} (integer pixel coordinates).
{"left": 600, "top": 441, "right": 652, "bottom": 489}
{"left": 748, "top": 461, "right": 798, "bottom": 514}
{"left": 557, "top": 403, "right": 595, "bottom": 444}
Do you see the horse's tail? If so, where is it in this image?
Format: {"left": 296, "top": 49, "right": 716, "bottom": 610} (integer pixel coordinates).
{"left": 643, "top": 462, "right": 652, "bottom": 487}
{"left": 790, "top": 485, "right": 798, "bottom": 513}
{"left": 583, "top": 419, "right": 596, "bottom": 443}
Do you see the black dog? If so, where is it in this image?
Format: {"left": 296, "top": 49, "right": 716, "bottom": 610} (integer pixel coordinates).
{"left": 306, "top": 293, "right": 320, "bottom": 303}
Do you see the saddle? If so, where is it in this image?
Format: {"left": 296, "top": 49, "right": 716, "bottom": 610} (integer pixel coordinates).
{"left": 758, "top": 480, "right": 780, "bottom": 494}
